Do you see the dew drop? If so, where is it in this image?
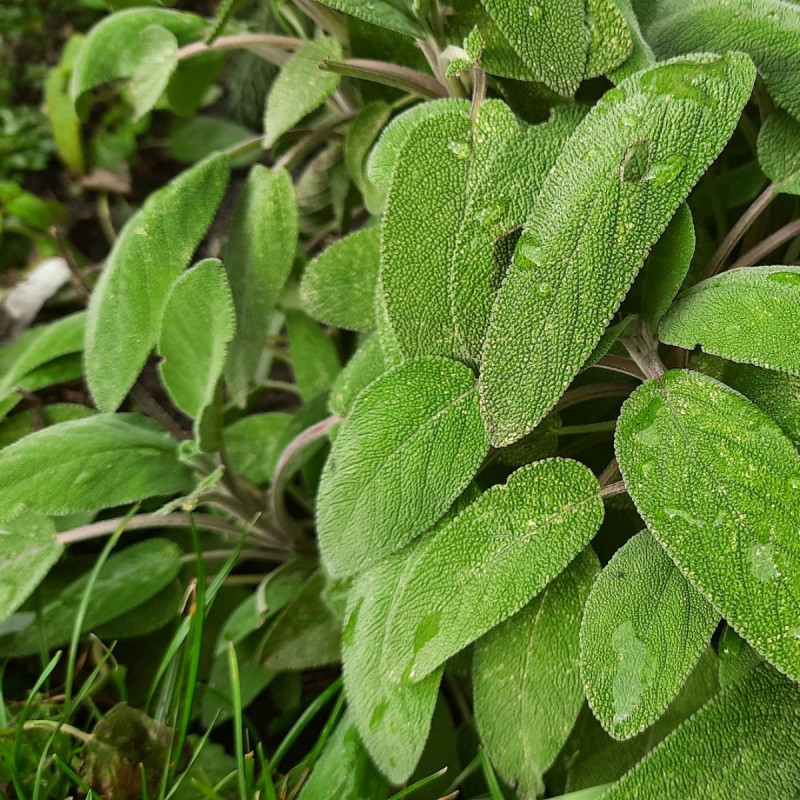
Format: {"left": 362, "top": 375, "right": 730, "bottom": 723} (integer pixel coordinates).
{"left": 414, "top": 611, "right": 441, "bottom": 653}
{"left": 537, "top": 282, "right": 551, "bottom": 296}
{"left": 370, "top": 700, "right": 389, "bottom": 729}
{"left": 749, "top": 543, "right": 780, "bottom": 582}
{"left": 645, "top": 154, "right": 686, "bottom": 187}
{"left": 768, "top": 270, "right": 800, "bottom": 285}
{"left": 788, "top": 474, "right": 800, "bottom": 491}
{"left": 528, "top": 4, "right": 543, "bottom": 19}
{"left": 448, "top": 140, "right": 471, "bottom": 159}
{"left": 620, "top": 139, "right": 652, "bottom": 183}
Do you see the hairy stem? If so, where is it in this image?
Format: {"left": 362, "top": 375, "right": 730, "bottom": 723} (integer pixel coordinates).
{"left": 703, "top": 182, "right": 777, "bottom": 279}
{"left": 594, "top": 354, "right": 646, "bottom": 380}
{"left": 553, "top": 382, "right": 638, "bottom": 413}
{"left": 177, "top": 33, "right": 304, "bottom": 61}
{"left": 319, "top": 58, "right": 448, "bottom": 99}
{"left": 732, "top": 217, "right": 800, "bottom": 268}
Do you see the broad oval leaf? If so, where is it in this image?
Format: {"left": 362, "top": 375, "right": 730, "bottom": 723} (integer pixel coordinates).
{"left": 480, "top": 53, "right": 756, "bottom": 447}
{"left": 757, "top": 110, "right": 800, "bottom": 195}
{"left": 343, "top": 554, "right": 443, "bottom": 783}
{"left": 225, "top": 412, "right": 292, "bottom": 485}
{"left": 382, "top": 101, "right": 583, "bottom": 365}
{"left": 70, "top": 8, "right": 205, "bottom": 104}
{"left": 300, "top": 226, "right": 380, "bottom": 332}
{"left": 263, "top": 37, "right": 342, "bottom": 148}
{"left": 608, "top": 0, "right": 655, "bottom": 82}
{"left": 0, "top": 538, "right": 182, "bottom": 657}
{"left": 580, "top": 530, "right": 718, "bottom": 740}
{"left": 378, "top": 457, "right": 604, "bottom": 684}
{"left": 317, "top": 356, "right": 489, "bottom": 577}
{"left": 129, "top": 24, "right": 179, "bottom": 121}
{"left": 659, "top": 266, "right": 800, "bottom": 377}
{"left": 639, "top": 0, "right": 800, "bottom": 121}
{"left": 85, "top": 153, "right": 230, "bottom": 412}
{"left": 158, "top": 259, "right": 235, "bottom": 420}
{"left": 479, "top": 0, "right": 587, "bottom": 96}
{"left": 223, "top": 165, "right": 298, "bottom": 405}
{"left": 474, "top": 548, "right": 600, "bottom": 798}
{"left": 616, "top": 369, "right": 800, "bottom": 681}
{"left": 584, "top": 0, "right": 633, "bottom": 79}
{"left": 600, "top": 662, "right": 800, "bottom": 799}
{"left": 0, "top": 414, "right": 191, "bottom": 514}
{"left": 0, "top": 509, "right": 62, "bottom": 627}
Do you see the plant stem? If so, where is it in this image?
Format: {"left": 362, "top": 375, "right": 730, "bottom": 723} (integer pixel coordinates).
{"left": 558, "top": 420, "right": 617, "bottom": 436}
{"left": 272, "top": 113, "right": 356, "bottom": 171}
{"left": 293, "top": 0, "right": 349, "bottom": 44}
{"left": 470, "top": 67, "right": 486, "bottom": 120}
{"left": 703, "top": 182, "right": 777, "bottom": 279}
{"left": 57, "top": 512, "right": 246, "bottom": 546}
{"left": 177, "top": 33, "right": 304, "bottom": 61}
{"left": 130, "top": 382, "right": 186, "bottom": 441}
{"left": 598, "top": 480, "right": 627, "bottom": 499}
{"left": 224, "top": 135, "right": 264, "bottom": 161}
{"left": 594, "top": 355, "right": 646, "bottom": 380}
{"left": 598, "top": 458, "right": 621, "bottom": 487}
{"left": 731, "top": 217, "right": 800, "bottom": 267}
{"left": 271, "top": 414, "right": 341, "bottom": 549}
{"left": 554, "top": 382, "right": 637, "bottom": 413}
{"left": 319, "top": 58, "right": 448, "bottom": 99}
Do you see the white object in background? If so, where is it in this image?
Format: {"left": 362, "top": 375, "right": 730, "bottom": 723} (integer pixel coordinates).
{"left": 1, "top": 257, "right": 71, "bottom": 342}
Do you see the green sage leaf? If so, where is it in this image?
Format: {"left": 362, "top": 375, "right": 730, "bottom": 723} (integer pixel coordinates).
{"left": 224, "top": 165, "right": 298, "bottom": 405}
{"left": 0, "top": 414, "right": 191, "bottom": 514}
{"left": 659, "top": 266, "right": 800, "bottom": 377}
{"left": 263, "top": 37, "right": 343, "bottom": 148}
{"left": 480, "top": 53, "right": 756, "bottom": 446}
{"left": 85, "top": 154, "right": 230, "bottom": 412}
{"left": 616, "top": 369, "right": 800, "bottom": 681}
{"left": 0, "top": 509, "right": 62, "bottom": 627}
{"left": 329, "top": 334, "right": 387, "bottom": 417}
{"left": 580, "top": 530, "right": 718, "bottom": 740}
{"left": 300, "top": 227, "right": 380, "bottom": 332}
{"left": 757, "top": 110, "right": 800, "bottom": 195}
{"left": 474, "top": 549, "right": 600, "bottom": 798}
{"left": 600, "top": 662, "right": 800, "bottom": 799}
{"left": 378, "top": 458, "right": 604, "bottom": 684}
{"left": 286, "top": 310, "right": 341, "bottom": 402}
{"left": 318, "top": 356, "right": 489, "bottom": 577}
{"left": 158, "top": 259, "right": 235, "bottom": 420}
{"left": 317, "top": 0, "right": 424, "bottom": 37}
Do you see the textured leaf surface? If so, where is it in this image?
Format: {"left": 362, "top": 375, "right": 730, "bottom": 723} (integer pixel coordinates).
{"left": 636, "top": 204, "right": 695, "bottom": 329}
{"left": 298, "top": 712, "right": 390, "bottom": 800}
{"left": 757, "top": 110, "right": 800, "bottom": 195}
{"left": 480, "top": 53, "right": 755, "bottom": 446}
{"left": 659, "top": 266, "right": 800, "bottom": 377}
{"left": 479, "top": 0, "right": 587, "bottom": 95}
{"left": 0, "top": 539, "right": 182, "bottom": 657}
{"left": 317, "top": 0, "right": 423, "bottom": 37}
{"left": 70, "top": 8, "right": 204, "bottom": 102}
{"left": 346, "top": 102, "right": 392, "bottom": 211}
{"left": 378, "top": 458, "right": 604, "bottom": 683}
{"left": 639, "top": 0, "right": 800, "bottom": 120}
{"left": 0, "top": 509, "right": 62, "bottom": 627}
{"left": 301, "top": 227, "right": 380, "bottom": 331}
{"left": 600, "top": 662, "right": 800, "bottom": 799}
{"left": 286, "top": 310, "right": 340, "bottom": 402}
{"left": 158, "top": 259, "right": 235, "bottom": 419}
{"left": 607, "top": 0, "right": 653, "bottom": 82}
{"left": 694, "top": 353, "right": 800, "bottom": 445}
{"left": 263, "top": 37, "right": 342, "bottom": 148}
{"left": 0, "top": 414, "right": 191, "bottom": 514}
{"left": 329, "top": 334, "right": 387, "bottom": 417}
{"left": 317, "top": 357, "right": 488, "bottom": 577}
{"left": 343, "top": 552, "right": 443, "bottom": 783}
{"left": 564, "top": 648, "right": 719, "bottom": 792}
{"left": 474, "top": 549, "right": 599, "bottom": 799}
{"left": 382, "top": 101, "right": 582, "bottom": 364}
{"left": 580, "top": 530, "right": 717, "bottom": 740}
{"left": 85, "top": 154, "right": 230, "bottom": 412}
{"left": 616, "top": 369, "right": 800, "bottom": 681}
{"left": 585, "top": 0, "right": 633, "bottom": 78}
{"left": 224, "top": 166, "right": 298, "bottom": 405}
{"left": 366, "top": 99, "right": 469, "bottom": 202}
